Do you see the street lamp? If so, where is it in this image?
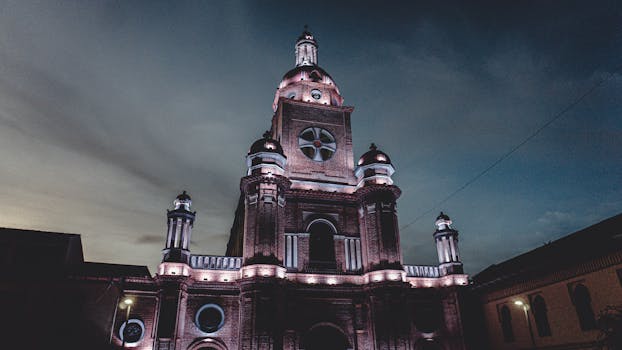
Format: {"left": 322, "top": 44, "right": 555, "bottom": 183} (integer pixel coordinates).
{"left": 120, "top": 297, "right": 133, "bottom": 349}
{"left": 514, "top": 300, "right": 536, "bottom": 349}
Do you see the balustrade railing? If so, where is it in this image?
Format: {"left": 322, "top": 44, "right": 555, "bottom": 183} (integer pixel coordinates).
{"left": 190, "top": 255, "right": 242, "bottom": 270}
{"left": 403, "top": 264, "right": 440, "bottom": 278}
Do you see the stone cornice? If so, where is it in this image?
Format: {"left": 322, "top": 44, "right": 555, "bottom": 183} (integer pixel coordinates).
{"left": 278, "top": 97, "right": 354, "bottom": 113}
{"left": 240, "top": 174, "right": 292, "bottom": 192}
{"left": 355, "top": 184, "right": 402, "bottom": 201}
{"left": 286, "top": 188, "right": 359, "bottom": 203}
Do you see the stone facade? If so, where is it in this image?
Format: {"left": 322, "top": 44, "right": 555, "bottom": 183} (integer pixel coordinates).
{"left": 112, "top": 29, "right": 470, "bottom": 350}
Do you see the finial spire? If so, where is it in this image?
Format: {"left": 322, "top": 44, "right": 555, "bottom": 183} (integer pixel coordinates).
{"left": 370, "top": 143, "right": 377, "bottom": 151}
{"left": 263, "top": 130, "right": 271, "bottom": 139}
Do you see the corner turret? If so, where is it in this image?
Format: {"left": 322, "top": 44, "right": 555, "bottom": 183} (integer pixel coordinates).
{"left": 162, "top": 191, "right": 196, "bottom": 265}
{"left": 434, "top": 212, "right": 463, "bottom": 276}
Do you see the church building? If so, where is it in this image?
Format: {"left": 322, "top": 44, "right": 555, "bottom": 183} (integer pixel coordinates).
{"left": 108, "top": 29, "right": 470, "bottom": 350}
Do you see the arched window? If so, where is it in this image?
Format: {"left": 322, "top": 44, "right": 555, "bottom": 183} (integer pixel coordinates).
{"left": 532, "top": 295, "right": 552, "bottom": 336}
{"left": 308, "top": 221, "right": 336, "bottom": 269}
{"left": 500, "top": 305, "right": 514, "bottom": 342}
{"left": 573, "top": 284, "right": 597, "bottom": 330}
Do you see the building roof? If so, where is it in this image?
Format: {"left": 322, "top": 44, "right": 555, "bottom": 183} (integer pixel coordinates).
{"left": 0, "top": 227, "right": 151, "bottom": 279}
{"left": 0, "top": 227, "right": 85, "bottom": 265}
{"left": 473, "top": 213, "right": 622, "bottom": 289}
{"left": 67, "top": 262, "right": 151, "bottom": 278}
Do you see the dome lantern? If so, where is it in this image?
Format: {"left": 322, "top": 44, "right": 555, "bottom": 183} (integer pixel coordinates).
{"left": 173, "top": 191, "right": 192, "bottom": 211}
{"left": 295, "top": 25, "right": 318, "bottom": 67}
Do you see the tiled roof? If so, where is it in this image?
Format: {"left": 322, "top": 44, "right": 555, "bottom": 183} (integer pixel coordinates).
{"left": 473, "top": 213, "right": 622, "bottom": 288}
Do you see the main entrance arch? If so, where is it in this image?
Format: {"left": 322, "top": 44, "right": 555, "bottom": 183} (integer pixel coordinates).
{"left": 303, "top": 323, "right": 350, "bottom": 350}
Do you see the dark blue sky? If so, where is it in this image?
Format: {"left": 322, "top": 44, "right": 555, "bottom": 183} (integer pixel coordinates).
{"left": 0, "top": 1, "right": 620, "bottom": 274}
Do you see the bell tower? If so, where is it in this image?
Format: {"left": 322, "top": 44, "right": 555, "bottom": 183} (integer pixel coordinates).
{"left": 271, "top": 29, "right": 355, "bottom": 190}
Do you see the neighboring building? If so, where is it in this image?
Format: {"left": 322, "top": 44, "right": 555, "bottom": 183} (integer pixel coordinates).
{"left": 0, "top": 227, "right": 151, "bottom": 350}
{"left": 110, "top": 29, "right": 470, "bottom": 350}
{"left": 472, "top": 213, "right": 622, "bottom": 349}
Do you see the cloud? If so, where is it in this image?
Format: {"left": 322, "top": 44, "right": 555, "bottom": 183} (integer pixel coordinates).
{"left": 0, "top": 1, "right": 620, "bottom": 276}
{"left": 135, "top": 235, "right": 163, "bottom": 245}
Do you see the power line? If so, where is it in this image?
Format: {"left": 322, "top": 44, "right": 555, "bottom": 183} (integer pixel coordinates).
{"left": 400, "top": 64, "right": 622, "bottom": 232}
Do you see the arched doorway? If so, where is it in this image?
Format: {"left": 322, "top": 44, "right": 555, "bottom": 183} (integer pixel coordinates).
{"left": 308, "top": 220, "right": 336, "bottom": 269}
{"left": 303, "top": 324, "right": 350, "bottom": 350}
{"left": 415, "top": 339, "right": 442, "bottom": 350}
{"left": 187, "top": 337, "right": 227, "bottom": 350}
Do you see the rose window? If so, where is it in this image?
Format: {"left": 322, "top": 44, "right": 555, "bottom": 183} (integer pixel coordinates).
{"left": 195, "top": 303, "right": 225, "bottom": 333}
{"left": 298, "top": 127, "right": 336, "bottom": 161}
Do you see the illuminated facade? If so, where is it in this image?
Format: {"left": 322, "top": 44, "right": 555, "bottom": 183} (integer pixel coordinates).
{"left": 113, "top": 29, "right": 470, "bottom": 350}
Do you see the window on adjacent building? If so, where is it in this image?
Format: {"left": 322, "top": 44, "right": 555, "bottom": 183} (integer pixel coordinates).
{"left": 572, "top": 283, "right": 597, "bottom": 330}
{"left": 532, "top": 295, "right": 552, "bottom": 336}
{"left": 500, "top": 305, "right": 514, "bottom": 342}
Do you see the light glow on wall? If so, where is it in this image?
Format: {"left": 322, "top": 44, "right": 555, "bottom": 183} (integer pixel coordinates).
{"left": 182, "top": 260, "right": 468, "bottom": 289}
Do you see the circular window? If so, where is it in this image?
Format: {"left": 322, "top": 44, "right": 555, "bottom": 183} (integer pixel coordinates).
{"left": 119, "top": 319, "right": 145, "bottom": 344}
{"left": 195, "top": 304, "right": 225, "bottom": 333}
{"left": 298, "top": 127, "right": 336, "bottom": 162}
{"left": 311, "top": 89, "right": 322, "bottom": 100}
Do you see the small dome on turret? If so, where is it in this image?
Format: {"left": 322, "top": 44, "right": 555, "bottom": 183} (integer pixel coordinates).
{"left": 249, "top": 132, "right": 284, "bottom": 156}
{"left": 435, "top": 211, "right": 454, "bottom": 232}
{"left": 173, "top": 191, "right": 192, "bottom": 211}
{"left": 357, "top": 143, "right": 392, "bottom": 166}
{"left": 297, "top": 26, "right": 316, "bottom": 44}
{"left": 437, "top": 211, "right": 451, "bottom": 221}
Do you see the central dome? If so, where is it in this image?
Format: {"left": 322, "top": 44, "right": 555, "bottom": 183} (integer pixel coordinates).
{"left": 272, "top": 29, "right": 344, "bottom": 111}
